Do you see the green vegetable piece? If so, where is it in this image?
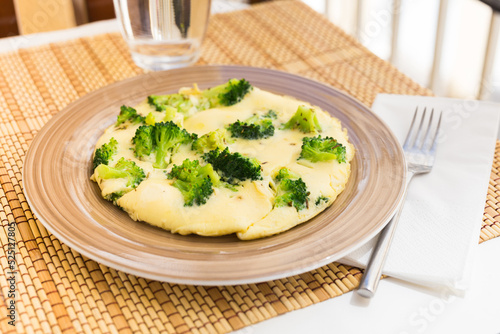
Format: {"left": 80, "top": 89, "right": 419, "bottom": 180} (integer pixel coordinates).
{"left": 94, "top": 158, "right": 146, "bottom": 202}
{"left": 92, "top": 137, "right": 118, "bottom": 170}
{"left": 203, "top": 147, "right": 262, "bottom": 185}
{"left": 145, "top": 112, "right": 156, "bottom": 125}
{"left": 192, "top": 128, "right": 229, "bottom": 153}
{"left": 146, "top": 79, "right": 252, "bottom": 116}
{"left": 275, "top": 167, "right": 299, "bottom": 181}
{"left": 153, "top": 121, "right": 195, "bottom": 169}
{"left": 227, "top": 110, "right": 277, "bottom": 140}
{"left": 163, "top": 106, "right": 179, "bottom": 122}
{"left": 202, "top": 79, "right": 253, "bottom": 107}
{"left": 132, "top": 125, "right": 154, "bottom": 159}
{"left": 300, "top": 135, "right": 346, "bottom": 163}
{"left": 315, "top": 195, "right": 329, "bottom": 206}
{"left": 132, "top": 121, "right": 195, "bottom": 169}
{"left": 105, "top": 191, "right": 125, "bottom": 203}
{"left": 115, "top": 105, "right": 145, "bottom": 127}
{"left": 94, "top": 158, "right": 145, "bottom": 187}
{"left": 148, "top": 93, "right": 195, "bottom": 114}
{"left": 167, "top": 159, "right": 221, "bottom": 206}
{"left": 282, "top": 105, "right": 321, "bottom": 133}
{"left": 274, "top": 167, "right": 310, "bottom": 211}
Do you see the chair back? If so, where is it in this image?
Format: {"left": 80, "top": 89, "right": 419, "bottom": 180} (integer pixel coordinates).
{"left": 0, "top": 0, "right": 115, "bottom": 37}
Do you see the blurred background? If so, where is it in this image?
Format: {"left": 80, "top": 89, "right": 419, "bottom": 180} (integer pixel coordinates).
{"left": 1, "top": 0, "right": 499, "bottom": 102}
{"left": 302, "top": 0, "right": 500, "bottom": 102}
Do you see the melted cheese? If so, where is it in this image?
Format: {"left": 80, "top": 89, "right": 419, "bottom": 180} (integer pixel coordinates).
{"left": 91, "top": 87, "right": 354, "bottom": 240}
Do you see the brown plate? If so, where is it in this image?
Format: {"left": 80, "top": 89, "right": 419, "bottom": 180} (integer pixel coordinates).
{"left": 23, "top": 65, "right": 406, "bottom": 285}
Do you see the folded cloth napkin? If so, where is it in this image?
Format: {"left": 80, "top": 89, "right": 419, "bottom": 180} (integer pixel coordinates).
{"left": 340, "top": 94, "right": 500, "bottom": 294}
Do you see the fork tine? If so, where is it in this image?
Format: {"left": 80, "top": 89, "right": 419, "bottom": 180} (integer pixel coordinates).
{"left": 412, "top": 108, "right": 427, "bottom": 149}
{"left": 420, "top": 108, "right": 434, "bottom": 150}
{"left": 429, "top": 111, "right": 443, "bottom": 152}
{"left": 403, "top": 107, "right": 419, "bottom": 148}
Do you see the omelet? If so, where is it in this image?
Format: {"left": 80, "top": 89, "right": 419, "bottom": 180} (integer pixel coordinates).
{"left": 91, "top": 81, "right": 354, "bottom": 240}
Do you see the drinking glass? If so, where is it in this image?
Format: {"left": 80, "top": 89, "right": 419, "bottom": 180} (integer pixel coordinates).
{"left": 113, "top": 0, "right": 211, "bottom": 71}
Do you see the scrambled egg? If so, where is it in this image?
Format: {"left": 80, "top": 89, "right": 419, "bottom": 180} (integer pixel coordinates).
{"left": 91, "top": 86, "right": 354, "bottom": 240}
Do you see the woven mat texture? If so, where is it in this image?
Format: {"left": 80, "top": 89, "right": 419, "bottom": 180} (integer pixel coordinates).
{"left": 1, "top": 1, "right": 499, "bottom": 333}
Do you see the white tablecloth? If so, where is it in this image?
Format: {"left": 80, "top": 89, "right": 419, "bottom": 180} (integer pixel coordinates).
{"left": 236, "top": 238, "right": 500, "bottom": 334}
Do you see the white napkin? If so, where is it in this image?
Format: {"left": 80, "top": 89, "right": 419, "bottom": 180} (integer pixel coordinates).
{"left": 340, "top": 94, "right": 500, "bottom": 294}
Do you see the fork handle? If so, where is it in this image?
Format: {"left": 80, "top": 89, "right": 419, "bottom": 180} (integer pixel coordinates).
{"left": 357, "top": 172, "right": 415, "bottom": 298}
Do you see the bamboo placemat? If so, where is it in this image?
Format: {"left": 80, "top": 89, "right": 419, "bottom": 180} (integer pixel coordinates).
{"left": 0, "top": 1, "right": 499, "bottom": 333}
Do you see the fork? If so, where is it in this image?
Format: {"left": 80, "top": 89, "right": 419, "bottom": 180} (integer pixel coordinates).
{"left": 357, "top": 107, "right": 442, "bottom": 298}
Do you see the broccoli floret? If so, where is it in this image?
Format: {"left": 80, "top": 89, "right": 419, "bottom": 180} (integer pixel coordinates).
{"left": 227, "top": 110, "right": 277, "bottom": 140}
{"left": 145, "top": 112, "right": 157, "bottom": 125}
{"left": 146, "top": 79, "right": 251, "bottom": 115}
{"left": 145, "top": 107, "right": 183, "bottom": 126}
{"left": 92, "top": 137, "right": 118, "bottom": 170}
{"left": 162, "top": 106, "right": 182, "bottom": 123}
{"left": 227, "top": 120, "right": 273, "bottom": 139}
{"left": 273, "top": 167, "right": 310, "bottom": 211}
{"left": 202, "top": 79, "right": 252, "bottom": 107}
{"left": 299, "top": 135, "right": 346, "bottom": 163}
{"left": 192, "top": 128, "right": 230, "bottom": 153}
{"left": 115, "top": 106, "right": 145, "bottom": 127}
{"left": 203, "top": 147, "right": 262, "bottom": 185}
{"left": 275, "top": 167, "right": 298, "bottom": 181}
{"left": 153, "top": 122, "right": 196, "bottom": 169}
{"left": 94, "top": 157, "right": 146, "bottom": 201}
{"left": 132, "top": 121, "right": 195, "bottom": 169}
{"left": 148, "top": 93, "right": 196, "bottom": 114}
{"left": 262, "top": 109, "right": 278, "bottom": 119}
{"left": 315, "top": 195, "right": 329, "bottom": 206}
{"left": 105, "top": 191, "right": 125, "bottom": 203}
{"left": 94, "top": 158, "right": 145, "bottom": 187}
{"left": 132, "top": 125, "right": 154, "bottom": 159}
{"left": 167, "top": 159, "right": 221, "bottom": 206}
{"left": 282, "top": 105, "right": 322, "bottom": 133}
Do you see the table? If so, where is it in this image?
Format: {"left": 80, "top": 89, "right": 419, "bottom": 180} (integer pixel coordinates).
{"left": 1, "top": 2, "right": 499, "bottom": 333}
